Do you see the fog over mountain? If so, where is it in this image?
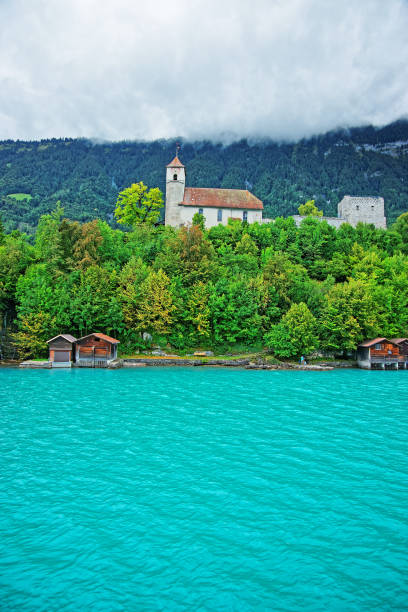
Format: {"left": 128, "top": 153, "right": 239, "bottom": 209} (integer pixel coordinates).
{"left": 1, "top": 0, "right": 407, "bottom": 143}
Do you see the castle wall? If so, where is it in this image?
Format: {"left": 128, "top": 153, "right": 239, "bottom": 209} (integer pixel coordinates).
{"left": 291, "top": 215, "right": 346, "bottom": 229}
{"left": 338, "top": 196, "right": 386, "bottom": 229}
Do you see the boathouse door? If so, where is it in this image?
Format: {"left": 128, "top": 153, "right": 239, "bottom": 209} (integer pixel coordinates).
{"left": 78, "top": 347, "right": 108, "bottom": 367}
{"left": 54, "top": 350, "right": 70, "bottom": 363}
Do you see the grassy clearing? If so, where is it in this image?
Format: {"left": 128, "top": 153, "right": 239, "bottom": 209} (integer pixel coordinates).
{"left": 7, "top": 193, "right": 32, "bottom": 201}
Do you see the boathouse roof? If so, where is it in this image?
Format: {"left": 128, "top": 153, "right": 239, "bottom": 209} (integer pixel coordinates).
{"left": 358, "top": 337, "right": 400, "bottom": 348}
{"left": 77, "top": 333, "right": 120, "bottom": 344}
{"left": 47, "top": 334, "right": 77, "bottom": 344}
{"left": 359, "top": 337, "right": 387, "bottom": 347}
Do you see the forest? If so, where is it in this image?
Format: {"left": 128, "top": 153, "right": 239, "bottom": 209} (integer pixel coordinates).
{"left": 1, "top": 204, "right": 408, "bottom": 360}
{"left": 0, "top": 120, "right": 408, "bottom": 233}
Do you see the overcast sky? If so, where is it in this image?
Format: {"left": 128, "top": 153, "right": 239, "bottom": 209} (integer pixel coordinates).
{"left": 1, "top": 0, "right": 407, "bottom": 142}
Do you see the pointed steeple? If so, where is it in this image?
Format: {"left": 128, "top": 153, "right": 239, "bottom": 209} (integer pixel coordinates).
{"left": 166, "top": 155, "right": 185, "bottom": 168}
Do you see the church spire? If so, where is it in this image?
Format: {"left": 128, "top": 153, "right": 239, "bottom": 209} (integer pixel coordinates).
{"left": 166, "top": 155, "right": 185, "bottom": 168}
{"left": 166, "top": 143, "right": 184, "bottom": 167}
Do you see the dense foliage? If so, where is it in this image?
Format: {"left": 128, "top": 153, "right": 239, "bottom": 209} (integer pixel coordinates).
{"left": 1, "top": 208, "right": 408, "bottom": 360}
{"left": 0, "top": 120, "right": 408, "bottom": 233}
{"left": 114, "top": 182, "right": 163, "bottom": 226}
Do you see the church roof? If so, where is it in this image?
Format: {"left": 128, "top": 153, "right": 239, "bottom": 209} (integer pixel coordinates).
{"left": 166, "top": 156, "right": 185, "bottom": 168}
{"left": 181, "top": 188, "right": 263, "bottom": 210}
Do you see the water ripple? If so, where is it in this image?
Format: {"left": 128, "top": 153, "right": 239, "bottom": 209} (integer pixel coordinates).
{"left": 0, "top": 367, "right": 407, "bottom": 611}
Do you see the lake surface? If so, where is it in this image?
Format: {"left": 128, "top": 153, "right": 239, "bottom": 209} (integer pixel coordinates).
{"left": 1, "top": 367, "right": 407, "bottom": 611}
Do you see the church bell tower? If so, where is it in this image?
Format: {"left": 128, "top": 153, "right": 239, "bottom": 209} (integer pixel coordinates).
{"left": 165, "top": 152, "right": 185, "bottom": 226}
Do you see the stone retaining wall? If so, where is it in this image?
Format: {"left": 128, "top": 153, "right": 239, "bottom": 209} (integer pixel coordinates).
{"left": 123, "top": 358, "right": 251, "bottom": 367}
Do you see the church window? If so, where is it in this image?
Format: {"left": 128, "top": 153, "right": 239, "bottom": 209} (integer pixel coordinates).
{"left": 199, "top": 208, "right": 203, "bottom": 215}
{"left": 217, "top": 209, "right": 222, "bottom": 222}
{"left": 243, "top": 211, "right": 248, "bottom": 222}
{"left": 173, "top": 174, "right": 177, "bottom": 180}
{"left": 356, "top": 205, "right": 359, "bottom": 210}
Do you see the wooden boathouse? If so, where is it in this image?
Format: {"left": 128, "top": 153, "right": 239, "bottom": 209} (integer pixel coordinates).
{"left": 390, "top": 338, "right": 408, "bottom": 365}
{"left": 357, "top": 338, "right": 407, "bottom": 370}
{"left": 47, "top": 334, "right": 77, "bottom": 367}
{"left": 75, "top": 333, "right": 119, "bottom": 367}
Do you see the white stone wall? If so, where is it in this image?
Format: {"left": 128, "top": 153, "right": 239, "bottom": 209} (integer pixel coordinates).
{"left": 338, "top": 196, "right": 387, "bottom": 229}
{"left": 178, "top": 206, "right": 262, "bottom": 228}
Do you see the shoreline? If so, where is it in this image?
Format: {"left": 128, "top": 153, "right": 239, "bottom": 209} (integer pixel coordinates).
{"left": 5, "top": 357, "right": 359, "bottom": 371}
{"left": 122, "top": 357, "right": 339, "bottom": 370}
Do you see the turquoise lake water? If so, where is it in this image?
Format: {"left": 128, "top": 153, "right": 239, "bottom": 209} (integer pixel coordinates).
{"left": 0, "top": 367, "right": 407, "bottom": 611}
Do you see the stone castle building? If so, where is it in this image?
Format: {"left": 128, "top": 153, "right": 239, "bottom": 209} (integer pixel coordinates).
{"left": 292, "top": 195, "right": 387, "bottom": 229}
{"left": 338, "top": 195, "right": 387, "bottom": 228}
{"left": 165, "top": 156, "right": 263, "bottom": 228}
{"left": 165, "top": 155, "right": 386, "bottom": 229}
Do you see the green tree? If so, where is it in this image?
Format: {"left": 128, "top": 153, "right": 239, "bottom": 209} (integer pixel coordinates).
{"left": 262, "top": 251, "right": 309, "bottom": 309}
{"left": 96, "top": 220, "right": 132, "bottom": 270}
{"left": 319, "top": 279, "right": 379, "bottom": 352}
{"left": 208, "top": 277, "right": 263, "bottom": 346}
{"left": 296, "top": 218, "right": 336, "bottom": 269}
{"left": 35, "top": 204, "right": 65, "bottom": 272}
{"left": 13, "top": 311, "right": 56, "bottom": 359}
{"left": 70, "top": 266, "right": 123, "bottom": 337}
{"left": 186, "top": 281, "right": 211, "bottom": 339}
{"left": 266, "top": 302, "right": 317, "bottom": 358}
{"left": 393, "top": 212, "right": 408, "bottom": 252}
{"left": 114, "top": 182, "right": 163, "bottom": 226}
{"left": 72, "top": 220, "right": 103, "bottom": 270}
{"left": 58, "top": 218, "right": 81, "bottom": 271}
{"left": 298, "top": 199, "right": 323, "bottom": 217}
{"left": 155, "top": 225, "right": 215, "bottom": 286}
{"left": 235, "top": 233, "right": 258, "bottom": 256}
{"left": 136, "top": 269, "right": 175, "bottom": 336}
{"left": 0, "top": 217, "right": 5, "bottom": 246}
{"left": 117, "top": 257, "right": 149, "bottom": 330}
{"left": 0, "top": 233, "right": 34, "bottom": 315}
{"left": 15, "top": 263, "right": 75, "bottom": 334}
{"left": 192, "top": 212, "right": 205, "bottom": 231}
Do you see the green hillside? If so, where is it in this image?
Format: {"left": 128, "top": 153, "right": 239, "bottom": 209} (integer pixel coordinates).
{"left": 0, "top": 120, "right": 407, "bottom": 232}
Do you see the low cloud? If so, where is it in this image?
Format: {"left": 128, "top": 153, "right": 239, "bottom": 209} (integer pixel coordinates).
{"left": 1, "top": 0, "right": 407, "bottom": 142}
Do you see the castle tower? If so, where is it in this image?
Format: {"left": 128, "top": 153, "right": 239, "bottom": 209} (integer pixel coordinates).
{"left": 338, "top": 195, "right": 386, "bottom": 229}
{"left": 165, "top": 155, "right": 185, "bottom": 226}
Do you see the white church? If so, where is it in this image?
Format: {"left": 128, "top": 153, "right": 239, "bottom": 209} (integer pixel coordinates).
{"left": 164, "top": 155, "right": 263, "bottom": 228}
{"left": 164, "top": 155, "right": 386, "bottom": 229}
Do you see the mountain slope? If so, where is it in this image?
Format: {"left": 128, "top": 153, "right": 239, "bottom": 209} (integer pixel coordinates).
{"left": 0, "top": 120, "right": 407, "bottom": 232}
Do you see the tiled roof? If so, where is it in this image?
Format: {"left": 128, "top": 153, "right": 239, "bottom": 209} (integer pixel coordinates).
{"left": 47, "top": 334, "right": 77, "bottom": 343}
{"left": 181, "top": 188, "right": 263, "bottom": 210}
{"left": 359, "top": 337, "right": 387, "bottom": 347}
{"left": 78, "top": 333, "right": 120, "bottom": 344}
{"left": 166, "top": 156, "right": 185, "bottom": 168}
{"left": 390, "top": 338, "right": 408, "bottom": 344}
